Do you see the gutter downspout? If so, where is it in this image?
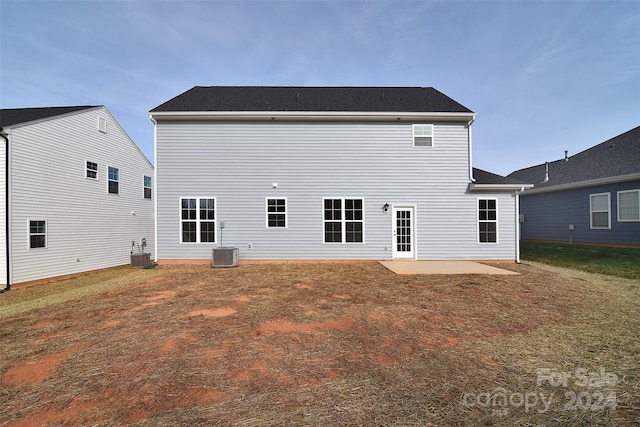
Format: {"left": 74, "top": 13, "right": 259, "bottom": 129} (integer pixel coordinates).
{"left": 467, "top": 116, "right": 476, "bottom": 182}
{"left": 1, "top": 128, "right": 9, "bottom": 292}
{"left": 515, "top": 186, "right": 525, "bottom": 264}
{"left": 149, "top": 115, "right": 158, "bottom": 263}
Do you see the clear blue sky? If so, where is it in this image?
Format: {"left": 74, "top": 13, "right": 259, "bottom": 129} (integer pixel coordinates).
{"left": 1, "top": 0, "right": 638, "bottom": 175}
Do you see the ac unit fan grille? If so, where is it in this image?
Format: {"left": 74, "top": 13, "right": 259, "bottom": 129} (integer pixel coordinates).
{"left": 212, "top": 247, "right": 239, "bottom": 268}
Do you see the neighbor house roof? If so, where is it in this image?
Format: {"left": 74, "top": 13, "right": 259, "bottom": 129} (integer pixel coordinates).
{"left": 470, "top": 167, "right": 533, "bottom": 191}
{"left": 507, "top": 126, "right": 640, "bottom": 192}
{"left": 0, "top": 106, "right": 97, "bottom": 128}
{"left": 149, "top": 86, "right": 474, "bottom": 114}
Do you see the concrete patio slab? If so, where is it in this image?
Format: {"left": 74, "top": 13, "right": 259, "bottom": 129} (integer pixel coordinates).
{"left": 379, "top": 260, "right": 519, "bottom": 275}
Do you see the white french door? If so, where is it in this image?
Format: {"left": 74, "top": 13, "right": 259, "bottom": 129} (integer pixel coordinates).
{"left": 392, "top": 206, "right": 415, "bottom": 259}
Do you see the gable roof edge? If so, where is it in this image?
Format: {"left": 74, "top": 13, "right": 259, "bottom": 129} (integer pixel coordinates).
{"left": 519, "top": 172, "right": 640, "bottom": 195}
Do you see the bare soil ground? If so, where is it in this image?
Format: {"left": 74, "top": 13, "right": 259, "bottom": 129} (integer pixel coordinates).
{"left": 0, "top": 262, "right": 638, "bottom": 426}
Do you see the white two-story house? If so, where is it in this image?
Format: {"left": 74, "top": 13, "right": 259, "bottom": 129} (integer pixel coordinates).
{"left": 149, "top": 86, "right": 530, "bottom": 264}
{"left": 0, "top": 106, "right": 154, "bottom": 288}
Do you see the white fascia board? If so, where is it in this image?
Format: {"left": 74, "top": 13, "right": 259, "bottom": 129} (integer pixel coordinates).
{"left": 148, "top": 111, "right": 477, "bottom": 122}
{"left": 470, "top": 183, "right": 535, "bottom": 192}
{"left": 520, "top": 173, "right": 640, "bottom": 195}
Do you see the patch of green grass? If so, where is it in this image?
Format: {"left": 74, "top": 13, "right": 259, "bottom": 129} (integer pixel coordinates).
{"left": 521, "top": 241, "right": 640, "bottom": 280}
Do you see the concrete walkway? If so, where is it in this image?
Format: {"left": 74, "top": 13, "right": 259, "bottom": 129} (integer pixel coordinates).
{"left": 379, "top": 260, "right": 519, "bottom": 275}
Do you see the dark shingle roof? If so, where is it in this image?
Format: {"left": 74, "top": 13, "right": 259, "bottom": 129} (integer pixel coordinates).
{"left": 507, "top": 126, "right": 640, "bottom": 188}
{"left": 0, "top": 106, "right": 97, "bottom": 128}
{"left": 473, "top": 168, "right": 529, "bottom": 185}
{"left": 150, "top": 86, "right": 474, "bottom": 113}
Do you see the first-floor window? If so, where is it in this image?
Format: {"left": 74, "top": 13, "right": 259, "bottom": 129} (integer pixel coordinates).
{"left": 29, "top": 220, "right": 47, "bottom": 249}
{"left": 323, "top": 198, "right": 364, "bottom": 243}
{"left": 590, "top": 193, "right": 610, "bottom": 229}
{"left": 180, "top": 197, "right": 215, "bottom": 243}
{"left": 618, "top": 189, "right": 640, "bottom": 222}
{"left": 478, "top": 199, "right": 497, "bottom": 243}
{"left": 266, "top": 198, "right": 287, "bottom": 228}
{"left": 108, "top": 166, "right": 119, "bottom": 194}
{"left": 144, "top": 176, "right": 152, "bottom": 199}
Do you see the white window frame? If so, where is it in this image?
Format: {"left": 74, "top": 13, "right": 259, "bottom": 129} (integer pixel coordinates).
{"left": 412, "top": 124, "right": 434, "bottom": 147}
{"left": 144, "top": 176, "right": 152, "bottom": 200}
{"left": 477, "top": 198, "right": 498, "bottom": 244}
{"left": 179, "top": 197, "right": 216, "bottom": 244}
{"left": 28, "top": 219, "right": 47, "bottom": 249}
{"left": 590, "top": 193, "right": 611, "bottom": 229}
{"left": 322, "top": 197, "right": 365, "bottom": 244}
{"left": 98, "top": 116, "right": 107, "bottom": 133}
{"left": 617, "top": 189, "right": 640, "bottom": 222}
{"left": 266, "top": 197, "right": 287, "bottom": 228}
{"left": 107, "top": 166, "right": 119, "bottom": 195}
{"left": 86, "top": 161, "right": 98, "bottom": 180}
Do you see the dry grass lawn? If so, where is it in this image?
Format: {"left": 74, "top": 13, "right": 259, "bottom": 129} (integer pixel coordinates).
{"left": 0, "top": 262, "right": 638, "bottom": 426}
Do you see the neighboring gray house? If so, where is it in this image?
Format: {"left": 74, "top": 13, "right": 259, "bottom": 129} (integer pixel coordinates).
{"left": 508, "top": 126, "right": 640, "bottom": 246}
{"left": 0, "top": 106, "right": 154, "bottom": 288}
{"left": 149, "top": 86, "right": 532, "bottom": 264}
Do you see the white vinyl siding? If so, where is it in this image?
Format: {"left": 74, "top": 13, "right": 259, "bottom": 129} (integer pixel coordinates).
{"left": 155, "top": 121, "right": 517, "bottom": 261}
{"left": 3, "top": 107, "right": 154, "bottom": 285}
{"left": 618, "top": 189, "right": 640, "bottom": 222}
{"left": 590, "top": 193, "right": 610, "bottom": 229}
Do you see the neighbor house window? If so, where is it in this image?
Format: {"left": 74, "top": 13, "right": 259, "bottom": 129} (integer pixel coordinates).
{"left": 29, "top": 220, "right": 47, "bottom": 249}
{"left": 266, "top": 198, "right": 287, "bottom": 228}
{"left": 590, "top": 193, "right": 610, "bottom": 229}
{"left": 86, "top": 161, "right": 98, "bottom": 180}
{"left": 180, "top": 197, "right": 216, "bottom": 243}
{"left": 618, "top": 189, "right": 640, "bottom": 222}
{"left": 323, "top": 198, "right": 364, "bottom": 243}
{"left": 108, "top": 166, "right": 119, "bottom": 194}
{"left": 144, "top": 176, "right": 152, "bottom": 199}
{"left": 478, "top": 199, "right": 497, "bottom": 243}
{"left": 413, "top": 124, "right": 433, "bottom": 147}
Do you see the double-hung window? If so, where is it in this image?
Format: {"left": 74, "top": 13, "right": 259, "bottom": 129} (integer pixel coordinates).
{"left": 86, "top": 161, "right": 98, "bottom": 180}
{"left": 413, "top": 124, "right": 434, "bottom": 147}
{"left": 144, "top": 176, "right": 152, "bottom": 199}
{"left": 478, "top": 199, "right": 497, "bottom": 243}
{"left": 180, "top": 197, "right": 216, "bottom": 243}
{"left": 266, "top": 198, "right": 287, "bottom": 228}
{"left": 618, "top": 189, "right": 640, "bottom": 222}
{"left": 323, "top": 198, "right": 364, "bottom": 243}
{"left": 108, "top": 166, "right": 119, "bottom": 194}
{"left": 590, "top": 193, "right": 610, "bottom": 229}
{"left": 29, "top": 220, "right": 47, "bottom": 249}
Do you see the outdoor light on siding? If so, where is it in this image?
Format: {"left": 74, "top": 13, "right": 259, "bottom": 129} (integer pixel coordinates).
{"left": 383, "top": 203, "right": 390, "bottom": 213}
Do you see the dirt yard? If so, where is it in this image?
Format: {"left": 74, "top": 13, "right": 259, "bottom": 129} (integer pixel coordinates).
{"left": 0, "top": 262, "right": 638, "bottom": 426}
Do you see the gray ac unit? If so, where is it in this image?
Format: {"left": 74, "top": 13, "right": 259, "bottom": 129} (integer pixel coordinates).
{"left": 131, "top": 253, "right": 151, "bottom": 268}
{"left": 212, "top": 247, "right": 239, "bottom": 268}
